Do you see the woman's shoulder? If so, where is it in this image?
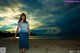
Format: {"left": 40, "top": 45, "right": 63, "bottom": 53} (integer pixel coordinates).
{"left": 18, "top": 21, "right": 20, "bottom": 24}
{"left": 18, "top": 21, "right": 21, "bottom": 25}
{"left": 26, "top": 21, "right": 29, "bottom": 24}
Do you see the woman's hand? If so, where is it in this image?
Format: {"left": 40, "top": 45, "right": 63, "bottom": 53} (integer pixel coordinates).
{"left": 13, "top": 28, "right": 19, "bottom": 39}
{"left": 29, "top": 34, "right": 30, "bottom": 37}
{"left": 13, "top": 35, "right": 16, "bottom": 39}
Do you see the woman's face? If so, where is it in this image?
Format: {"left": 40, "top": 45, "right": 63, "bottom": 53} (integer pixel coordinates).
{"left": 21, "top": 15, "right": 25, "bottom": 20}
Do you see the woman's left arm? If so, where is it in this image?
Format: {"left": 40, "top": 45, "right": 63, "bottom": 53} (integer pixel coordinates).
{"left": 28, "top": 22, "right": 30, "bottom": 36}
{"left": 28, "top": 28, "right": 30, "bottom": 36}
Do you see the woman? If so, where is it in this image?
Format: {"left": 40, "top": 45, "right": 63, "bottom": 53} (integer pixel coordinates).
{"left": 14, "top": 13, "right": 30, "bottom": 53}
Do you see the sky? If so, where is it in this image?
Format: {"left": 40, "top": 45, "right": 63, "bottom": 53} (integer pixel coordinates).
{"left": 0, "top": 0, "right": 80, "bottom": 34}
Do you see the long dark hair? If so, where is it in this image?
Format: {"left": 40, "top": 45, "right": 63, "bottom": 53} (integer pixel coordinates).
{"left": 18, "top": 13, "right": 28, "bottom": 23}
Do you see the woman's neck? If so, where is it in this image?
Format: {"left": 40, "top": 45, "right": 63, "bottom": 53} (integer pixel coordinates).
{"left": 21, "top": 20, "right": 24, "bottom": 22}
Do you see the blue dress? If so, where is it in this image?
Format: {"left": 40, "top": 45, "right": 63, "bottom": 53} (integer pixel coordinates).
{"left": 17, "top": 20, "right": 29, "bottom": 50}
{"left": 19, "top": 31, "right": 29, "bottom": 50}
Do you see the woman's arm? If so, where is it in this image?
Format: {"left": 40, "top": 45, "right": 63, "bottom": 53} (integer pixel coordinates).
{"left": 27, "top": 22, "right": 30, "bottom": 36}
{"left": 28, "top": 28, "right": 30, "bottom": 36}
{"left": 14, "top": 28, "right": 19, "bottom": 38}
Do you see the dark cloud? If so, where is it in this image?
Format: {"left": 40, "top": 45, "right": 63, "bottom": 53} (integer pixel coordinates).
{"left": 0, "top": 0, "right": 80, "bottom": 34}
{"left": 0, "top": 0, "right": 20, "bottom": 7}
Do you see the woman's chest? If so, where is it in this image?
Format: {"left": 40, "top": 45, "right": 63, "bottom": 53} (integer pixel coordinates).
{"left": 20, "top": 23, "right": 28, "bottom": 28}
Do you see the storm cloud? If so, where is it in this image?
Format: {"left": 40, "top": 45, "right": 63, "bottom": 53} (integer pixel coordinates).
{"left": 0, "top": 0, "right": 80, "bottom": 34}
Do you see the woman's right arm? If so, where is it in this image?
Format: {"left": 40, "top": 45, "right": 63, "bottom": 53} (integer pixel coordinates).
{"left": 14, "top": 22, "right": 20, "bottom": 39}
{"left": 14, "top": 28, "right": 19, "bottom": 39}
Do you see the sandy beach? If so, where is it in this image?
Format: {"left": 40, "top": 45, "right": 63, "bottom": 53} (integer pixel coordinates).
{"left": 0, "top": 37, "right": 80, "bottom": 53}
